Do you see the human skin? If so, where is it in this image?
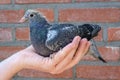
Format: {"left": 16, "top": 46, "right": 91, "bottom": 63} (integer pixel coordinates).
{"left": 0, "top": 36, "right": 90, "bottom": 80}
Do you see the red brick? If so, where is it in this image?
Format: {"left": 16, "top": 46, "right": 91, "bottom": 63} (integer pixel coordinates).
{"left": 82, "top": 46, "right": 120, "bottom": 61}
{"left": 76, "top": 65, "right": 120, "bottom": 80}
{"left": 0, "top": 46, "right": 25, "bottom": 60}
{"left": 108, "top": 27, "right": 120, "bottom": 41}
{"left": 0, "top": 0, "right": 11, "bottom": 4}
{"left": 18, "top": 69, "right": 73, "bottom": 78}
{"left": 15, "top": 0, "right": 71, "bottom": 4}
{"left": 35, "top": 9, "right": 54, "bottom": 22}
{"left": 16, "top": 27, "right": 30, "bottom": 41}
{"left": 0, "top": 28, "right": 12, "bottom": 41}
{"left": 76, "top": 0, "right": 120, "bottom": 2}
{"left": 98, "top": 46, "right": 120, "bottom": 61}
{"left": 59, "top": 8, "right": 120, "bottom": 23}
{"left": 0, "top": 10, "right": 24, "bottom": 23}
{"left": 82, "top": 54, "right": 96, "bottom": 61}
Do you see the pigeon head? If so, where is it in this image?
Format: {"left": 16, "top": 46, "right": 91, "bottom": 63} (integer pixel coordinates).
{"left": 19, "top": 9, "right": 47, "bottom": 23}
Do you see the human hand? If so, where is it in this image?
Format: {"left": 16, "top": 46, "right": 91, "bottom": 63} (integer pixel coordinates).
{"left": 19, "top": 36, "right": 90, "bottom": 74}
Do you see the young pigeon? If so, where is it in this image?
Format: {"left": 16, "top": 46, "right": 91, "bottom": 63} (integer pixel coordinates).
{"left": 19, "top": 10, "right": 106, "bottom": 62}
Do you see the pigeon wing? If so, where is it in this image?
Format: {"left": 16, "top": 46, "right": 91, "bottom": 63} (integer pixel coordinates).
{"left": 45, "top": 24, "right": 78, "bottom": 51}
{"left": 45, "top": 29, "right": 59, "bottom": 51}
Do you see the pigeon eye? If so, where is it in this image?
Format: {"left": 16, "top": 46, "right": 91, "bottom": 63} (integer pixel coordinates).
{"left": 30, "top": 14, "right": 34, "bottom": 17}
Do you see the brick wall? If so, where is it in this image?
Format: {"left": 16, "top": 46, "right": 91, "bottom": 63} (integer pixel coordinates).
{"left": 0, "top": 0, "right": 120, "bottom": 80}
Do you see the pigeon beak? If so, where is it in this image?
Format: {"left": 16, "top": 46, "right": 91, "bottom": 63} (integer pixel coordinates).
{"left": 19, "top": 17, "right": 28, "bottom": 23}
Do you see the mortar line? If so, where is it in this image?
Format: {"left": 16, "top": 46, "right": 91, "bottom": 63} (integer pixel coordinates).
{"left": 12, "top": 26, "right": 16, "bottom": 41}
{"left": 53, "top": 5, "right": 59, "bottom": 23}
{"left": 103, "top": 25, "right": 108, "bottom": 43}
{"left": 11, "top": 0, "right": 15, "bottom": 6}
{"left": 1, "top": 22, "right": 120, "bottom": 28}
{"left": 0, "top": 2, "right": 120, "bottom": 10}
{"left": 73, "top": 65, "right": 77, "bottom": 80}
{"left": 72, "top": 0, "right": 76, "bottom": 3}
{"left": 78, "top": 61, "right": 120, "bottom": 66}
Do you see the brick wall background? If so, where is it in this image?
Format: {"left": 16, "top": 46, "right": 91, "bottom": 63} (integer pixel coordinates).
{"left": 0, "top": 0, "right": 120, "bottom": 80}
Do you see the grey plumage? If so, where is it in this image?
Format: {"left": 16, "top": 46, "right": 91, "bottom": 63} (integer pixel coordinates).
{"left": 20, "top": 9, "right": 106, "bottom": 62}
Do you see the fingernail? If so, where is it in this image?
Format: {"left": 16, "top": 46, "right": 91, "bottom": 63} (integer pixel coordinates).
{"left": 71, "top": 36, "right": 80, "bottom": 48}
{"left": 82, "top": 38, "right": 87, "bottom": 41}
{"left": 75, "top": 36, "right": 81, "bottom": 42}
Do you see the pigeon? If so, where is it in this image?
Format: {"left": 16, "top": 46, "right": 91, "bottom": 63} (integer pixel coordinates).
{"left": 19, "top": 9, "right": 106, "bottom": 63}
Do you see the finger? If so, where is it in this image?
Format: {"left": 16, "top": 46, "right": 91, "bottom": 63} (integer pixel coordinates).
{"left": 52, "top": 36, "right": 81, "bottom": 66}
{"left": 84, "top": 41, "right": 91, "bottom": 55}
{"left": 53, "top": 36, "right": 81, "bottom": 73}
{"left": 63, "top": 38, "right": 89, "bottom": 70}
{"left": 75, "top": 38, "right": 88, "bottom": 57}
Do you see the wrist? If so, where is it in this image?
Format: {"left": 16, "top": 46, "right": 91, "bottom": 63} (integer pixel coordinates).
{"left": 0, "top": 51, "right": 24, "bottom": 80}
